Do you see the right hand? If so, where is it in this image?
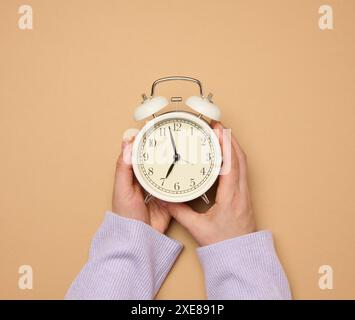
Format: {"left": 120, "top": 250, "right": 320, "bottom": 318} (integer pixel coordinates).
{"left": 165, "top": 122, "right": 256, "bottom": 247}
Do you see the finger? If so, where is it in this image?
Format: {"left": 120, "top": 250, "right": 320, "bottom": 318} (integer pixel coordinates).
{"left": 149, "top": 199, "right": 172, "bottom": 233}
{"left": 212, "top": 122, "right": 239, "bottom": 203}
{"left": 231, "top": 135, "right": 248, "bottom": 192}
{"left": 115, "top": 140, "right": 134, "bottom": 194}
{"left": 211, "top": 120, "right": 223, "bottom": 147}
{"left": 166, "top": 202, "right": 199, "bottom": 231}
{"left": 212, "top": 122, "right": 236, "bottom": 177}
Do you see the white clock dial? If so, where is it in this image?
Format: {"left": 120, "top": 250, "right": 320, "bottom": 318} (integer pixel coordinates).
{"left": 132, "top": 112, "right": 222, "bottom": 202}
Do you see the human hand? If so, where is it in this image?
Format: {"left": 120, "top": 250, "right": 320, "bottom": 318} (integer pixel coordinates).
{"left": 112, "top": 138, "right": 171, "bottom": 234}
{"left": 165, "top": 122, "right": 256, "bottom": 246}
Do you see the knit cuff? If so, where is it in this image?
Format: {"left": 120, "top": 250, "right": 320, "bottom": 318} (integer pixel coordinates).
{"left": 197, "top": 231, "right": 291, "bottom": 300}
{"left": 90, "top": 211, "right": 183, "bottom": 260}
{"left": 66, "top": 212, "right": 183, "bottom": 300}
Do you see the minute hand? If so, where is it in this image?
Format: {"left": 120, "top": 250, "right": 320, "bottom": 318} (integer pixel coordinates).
{"left": 168, "top": 126, "right": 178, "bottom": 156}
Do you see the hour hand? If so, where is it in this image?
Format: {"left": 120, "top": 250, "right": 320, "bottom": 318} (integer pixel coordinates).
{"left": 165, "top": 162, "right": 175, "bottom": 179}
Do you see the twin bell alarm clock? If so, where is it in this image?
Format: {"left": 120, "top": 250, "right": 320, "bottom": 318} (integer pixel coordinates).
{"left": 131, "top": 76, "right": 222, "bottom": 204}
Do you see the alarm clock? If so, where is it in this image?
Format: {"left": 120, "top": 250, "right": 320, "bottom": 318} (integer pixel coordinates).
{"left": 131, "top": 76, "right": 222, "bottom": 204}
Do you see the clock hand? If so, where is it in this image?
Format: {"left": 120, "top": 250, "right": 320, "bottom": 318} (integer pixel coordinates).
{"left": 165, "top": 152, "right": 181, "bottom": 180}
{"left": 168, "top": 126, "right": 178, "bottom": 156}
{"left": 165, "top": 162, "right": 175, "bottom": 179}
{"left": 165, "top": 126, "right": 181, "bottom": 179}
{"left": 178, "top": 157, "right": 194, "bottom": 165}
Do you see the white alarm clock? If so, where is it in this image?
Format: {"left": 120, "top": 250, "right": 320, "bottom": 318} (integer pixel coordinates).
{"left": 132, "top": 76, "right": 222, "bottom": 204}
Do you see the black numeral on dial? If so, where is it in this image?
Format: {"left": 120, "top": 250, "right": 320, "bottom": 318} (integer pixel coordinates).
{"left": 159, "top": 127, "right": 166, "bottom": 136}
{"left": 149, "top": 139, "right": 157, "bottom": 147}
{"left": 174, "top": 123, "right": 182, "bottom": 131}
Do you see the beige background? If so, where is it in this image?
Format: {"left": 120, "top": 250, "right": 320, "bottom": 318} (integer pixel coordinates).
{"left": 0, "top": 0, "right": 354, "bottom": 299}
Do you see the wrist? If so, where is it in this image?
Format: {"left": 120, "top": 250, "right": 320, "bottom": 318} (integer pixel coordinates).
{"left": 111, "top": 209, "right": 150, "bottom": 226}
{"left": 200, "top": 222, "right": 257, "bottom": 247}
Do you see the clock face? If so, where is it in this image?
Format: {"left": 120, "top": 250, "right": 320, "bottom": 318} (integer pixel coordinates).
{"left": 132, "top": 112, "right": 222, "bottom": 202}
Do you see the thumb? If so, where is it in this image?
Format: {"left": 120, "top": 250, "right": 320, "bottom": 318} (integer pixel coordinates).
{"left": 166, "top": 202, "right": 199, "bottom": 231}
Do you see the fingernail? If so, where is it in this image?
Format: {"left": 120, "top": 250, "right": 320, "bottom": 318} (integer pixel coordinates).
{"left": 122, "top": 141, "right": 132, "bottom": 164}
{"left": 123, "top": 128, "right": 139, "bottom": 142}
{"left": 122, "top": 140, "right": 129, "bottom": 150}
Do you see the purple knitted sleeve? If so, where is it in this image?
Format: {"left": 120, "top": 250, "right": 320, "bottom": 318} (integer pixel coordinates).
{"left": 197, "top": 231, "right": 292, "bottom": 300}
{"left": 65, "top": 212, "right": 183, "bottom": 299}
{"left": 66, "top": 213, "right": 291, "bottom": 300}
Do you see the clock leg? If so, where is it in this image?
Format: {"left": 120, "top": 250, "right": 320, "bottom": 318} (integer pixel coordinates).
{"left": 144, "top": 193, "right": 153, "bottom": 204}
{"left": 201, "top": 193, "right": 210, "bottom": 205}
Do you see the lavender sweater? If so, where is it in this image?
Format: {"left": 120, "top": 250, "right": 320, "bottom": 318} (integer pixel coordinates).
{"left": 65, "top": 212, "right": 291, "bottom": 300}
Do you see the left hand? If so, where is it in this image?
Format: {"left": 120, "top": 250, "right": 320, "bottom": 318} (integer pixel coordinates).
{"left": 112, "top": 138, "right": 172, "bottom": 234}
